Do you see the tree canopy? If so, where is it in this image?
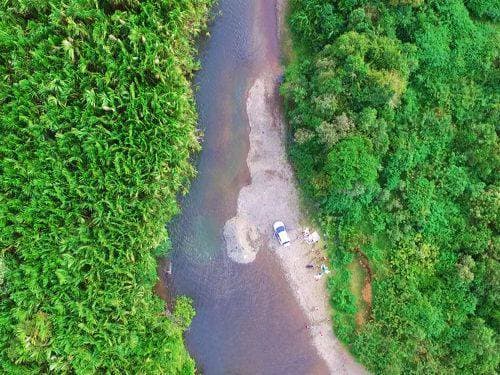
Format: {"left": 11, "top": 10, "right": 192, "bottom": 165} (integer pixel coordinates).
{"left": 282, "top": 0, "right": 499, "bottom": 373}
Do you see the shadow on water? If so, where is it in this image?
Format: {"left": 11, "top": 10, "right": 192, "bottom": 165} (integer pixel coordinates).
{"left": 165, "top": 1, "right": 329, "bottom": 373}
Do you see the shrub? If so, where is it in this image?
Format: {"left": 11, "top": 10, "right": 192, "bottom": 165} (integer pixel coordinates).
{"left": 0, "top": 0, "right": 212, "bottom": 372}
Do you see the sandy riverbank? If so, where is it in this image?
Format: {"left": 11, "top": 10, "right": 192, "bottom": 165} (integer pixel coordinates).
{"left": 222, "top": 0, "right": 367, "bottom": 373}
{"left": 224, "top": 75, "right": 366, "bottom": 374}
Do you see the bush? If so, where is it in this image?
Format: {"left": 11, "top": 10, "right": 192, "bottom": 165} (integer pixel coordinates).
{"left": 0, "top": 0, "right": 211, "bottom": 373}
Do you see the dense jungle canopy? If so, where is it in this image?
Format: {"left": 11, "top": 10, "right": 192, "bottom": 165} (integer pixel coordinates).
{"left": 0, "top": 0, "right": 211, "bottom": 373}
{"left": 282, "top": 0, "right": 499, "bottom": 373}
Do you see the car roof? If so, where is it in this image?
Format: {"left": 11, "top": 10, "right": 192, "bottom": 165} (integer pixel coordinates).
{"left": 273, "top": 221, "right": 285, "bottom": 228}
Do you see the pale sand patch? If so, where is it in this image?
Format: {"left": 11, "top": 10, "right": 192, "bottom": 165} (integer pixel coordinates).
{"left": 223, "top": 75, "right": 367, "bottom": 374}
{"left": 224, "top": 216, "right": 262, "bottom": 264}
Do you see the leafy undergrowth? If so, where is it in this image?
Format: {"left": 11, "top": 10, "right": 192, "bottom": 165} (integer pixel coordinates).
{"left": 0, "top": 0, "right": 211, "bottom": 373}
{"left": 282, "top": 0, "right": 499, "bottom": 373}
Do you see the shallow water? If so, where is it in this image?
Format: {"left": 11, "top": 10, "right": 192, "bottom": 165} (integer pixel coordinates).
{"left": 165, "top": 1, "right": 328, "bottom": 373}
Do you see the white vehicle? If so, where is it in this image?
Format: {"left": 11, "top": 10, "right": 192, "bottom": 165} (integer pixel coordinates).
{"left": 273, "top": 221, "right": 290, "bottom": 247}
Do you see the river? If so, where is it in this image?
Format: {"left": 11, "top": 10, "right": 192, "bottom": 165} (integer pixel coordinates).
{"left": 164, "top": 1, "right": 329, "bottom": 374}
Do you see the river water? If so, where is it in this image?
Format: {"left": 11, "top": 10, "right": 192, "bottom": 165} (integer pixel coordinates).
{"left": 165, "top": 1, "right": 328, "bottom": 373}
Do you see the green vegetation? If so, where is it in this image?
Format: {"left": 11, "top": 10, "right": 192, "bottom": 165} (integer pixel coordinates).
{"left": 282, "top": 0, "right": 499, "bottom": 373}
{"left": 0, "top": 0, "right": 211, "bottom": 373}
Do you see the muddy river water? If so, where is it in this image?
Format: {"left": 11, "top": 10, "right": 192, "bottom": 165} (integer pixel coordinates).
{"left": 164, "top": 1, "right": 329, "bottom": 373}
